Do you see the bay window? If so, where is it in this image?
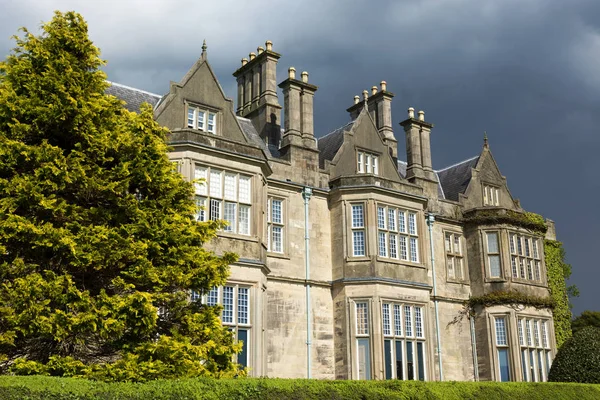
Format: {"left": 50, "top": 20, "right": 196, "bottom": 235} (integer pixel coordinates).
{"left": 494, "top": 316, "right": 511, "bottom": 382}
{"left": 510, "top": 233, "right": 543, "bottom": 282}
{"left": 518, "top": 317, "right": 552, "bottom": 382}
{"left": 376, "top": 204, "right": 419, "bottom": 263}
{"left": 486, "top": 232, "right": 502, "bottom": 278}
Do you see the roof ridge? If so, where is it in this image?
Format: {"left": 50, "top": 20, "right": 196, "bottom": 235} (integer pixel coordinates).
{"left": 236, "top": 116, "right": 252, "bottom": 122}
{"left": 318, "top": 120, "right": 355, "bottom": 142}
{"left": 106, "top": 81, "right": 162, "bottom": 99}
{"left": 435, "top": 171, "right": 446, "bottom": 199}
{"left": 435, "top": 155, "right": 479, "bottom": 173}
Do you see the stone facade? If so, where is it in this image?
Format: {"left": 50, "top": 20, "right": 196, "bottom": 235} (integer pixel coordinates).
{"left": 106, "top": 41, "right": 558, "bottom": 382}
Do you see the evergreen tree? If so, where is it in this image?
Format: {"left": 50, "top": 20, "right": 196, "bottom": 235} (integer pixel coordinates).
{"left": 0, "top": 11, "right": 238, "bottom": 381}
{"left": 572, "top": 311, "right": 600, "bottom": 335}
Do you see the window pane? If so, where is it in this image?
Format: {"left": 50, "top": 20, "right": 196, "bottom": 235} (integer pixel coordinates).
{"left": 210, "top": 169, "right": 222, "bottom": 198}
{"left": 408, "top": 213, "right": 417, "bottom": 235}
{"left": 377, "top": 207, "right": 386, "bottom": 229}
{"left": 395, "top": 340, "right": 404, "bottom": 380}
{"left": 534, "top": 261, "right": 541, "bottom": 281}
{"left": 224, "top": 173, "right": 237, "bottom": 201}
{"left": 187, "top": 107, "right": 195, "bottom": 128}
{"left": 352, "top": 205, "right": 364, "bottom": 228}
{"left": 271, "top": 199, "right": 282, "bottom": 224}
{"left": 238, "top": 175, "right": 251, "bottom": 203}
{"left": 398, "top": 211, "right": 406, "bottom": 233}
{"left": 406, "top": 341, "right": 414, "bottom": 380}
{"left": 541, "top": 321, "right": 548, "bottom": 348}
{"left": 532, "top": 239, "right": 539, "bottom": 259}
{"left": 222, "top": 286, "right": 234, "bottom": 323}
{"left": 495, "top": 317, "right": 507, "bottom": 346}
{"left": 382, "top": 304, "right": 391, "bottom": 336}
{"left": 353, "top": 231, "right": 365, "bottom": 256}
{"left": 527, "top": 260, "right": 533, "bottom": 280}
{"left": 272, "top": 226, "right": 283, "bottom": 253}
{"left": 237, "top": 328, "right": 248, "bottom": 367}
{"left": 518, "top": 318, "right": 524, "bottom": 346}
{"left": 404, "top": 306, "right": 412, "bottom": 337}
{"left": 356, "top": 302, "right": 369, "bottom": 335}
{"left": 455, "top": 257, "right": 463, "bottom": 280}
{"left": 224, "top": 202, "right": 237, "bottom": 232}
{"left": 498, "top": 348, "right": 511, "bottom": 382}
{"left": 525, "top": 238, "right": 531, "bottom": 257}
{"left": 190, "top": 289, "right": 201, "bottom": 302}
{"left": 487, "top": 232, "right": 499, "bottom": 253}
{"left": 238, "top": 205, "right": 250, "bottom": 235}
{"left": 445, "top": 233, "right": 452, "bottom": 253}
{"left": 357, "top": 152, "right": 364, "bottom": 173}
{"left": 511, "top": 256, "right": 518, "bottom": 278}
{"left": 207, "top": 287, "right": 218, "bottom": 306}
{"left": 384, "top": 339, "right": 392, "bottom": 379}
{"left": 409, "top": 237, "right": 418, "bottom": 262}
{"left": 372, "top": 156, "right": 378, "bottom": 175}
{"left": 195, "top": 196, "right": 206, "bottom": 222}
{"left": 489, "top": 255, "right": 501, "bottom": 277}
{"left": 208, "top": 112, "right": 216, "bottom": 133}
{"left": 237, "top": 287, "right": 249, "bottom": 324}
{"left": 389, "top": 234, "right": 397, "bottom": 259}
{"left": 378, "top": 232, "right": 387, "bottom": 257}
{"left": 517, "top": 235, "right": 523, "bottom": 255}
{"left": 399, "top": 236, "right": 408, "bottom": 260}
{"left": 394, "top": 305, "right": 402, "bottom": 336}
{"left": 210, "top": 199, "right": 222, "bottom": 221}
{"left": 526, "top": 320, "right": 532, "bottom": 346}
{"left": 388, "top": 208, "right": 396, "bottom": 231}
{"left": 194, "top": 165, "right": 208, "bottom": 195}
{"left": 415, "top": 307, "right": 423, "bottom": 338}
{"left": 447, "top": 256, "right": 455, "bottom": 279}
{"left": 509, "top": 234, "right": 516, "bottom": 254}
{"left": 453, "top": 235, "right": 460, "bottom": 255}
{"left": 522, "top": 350, "right": 529, "bottom": 381}
{"left": 417, "top": 342, "right": 425, "bottom": 381}
{"left": 197, "top": 110, "right": 205, "bottom": 130}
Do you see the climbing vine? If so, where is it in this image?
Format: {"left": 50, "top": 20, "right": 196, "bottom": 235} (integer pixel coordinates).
{"left": 463, "top": 209, "right": 547, "bottom": 234}
{"left": 467, "top": 290, "right": 555, "bottom": 314}
{"left": 545, "top": 239, "right": 575, "bottom": 348}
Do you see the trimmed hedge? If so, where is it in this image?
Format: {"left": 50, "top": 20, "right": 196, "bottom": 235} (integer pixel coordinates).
{"left": 0, "top": 376, "right": 599, "bottom": 400}
{"left": 548, "top": 326, "right": 600, "bottom": 383}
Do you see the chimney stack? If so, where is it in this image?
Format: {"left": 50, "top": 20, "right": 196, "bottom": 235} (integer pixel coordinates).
{"left": 279, "top": 66, "right": 318, "bottom": 149}
{"left": 233, "top": 40, "right": 282, "bottom": 146}
{"left": 400, "top": 107, "right": 436, "bottom": 183}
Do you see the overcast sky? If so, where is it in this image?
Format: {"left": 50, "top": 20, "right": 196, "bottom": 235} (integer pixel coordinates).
{"left": 1, "top": 0, "right": 598, "bottom": 315}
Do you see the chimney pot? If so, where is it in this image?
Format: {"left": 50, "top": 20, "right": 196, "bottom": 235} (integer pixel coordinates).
{"left": 301, "top": 71, "right": 309, "bottom": 83}
{"left": 418, "top": 110, "right": 425, "bottom": 121}
{"left": 257, "top": 46, "right": 264, "bottom": 54}
{"left": 288, "top": 67, "right": 296, "bottom": 79}
{"left": 371, "top": 86, "right": 378, "bottom": 95}
{"left": 241, "top": 58, "right": 248, "bottom": 66}
{"left": 249, "top": 52, "right": 256, "bottom": 60}
{"left": 363, "top": 90, "right": 369, "bottom": 101}
{"left": 408, "top": 107, "right": 414, "bottom": 119}
{"left": 265, "top": 40, "right": 273, "bottom": 51}
{"left": 354, "top": 95, "right": 360, "bottom": 104}
{"left": 380, "top": 81, "right": 387, "bottom": 91}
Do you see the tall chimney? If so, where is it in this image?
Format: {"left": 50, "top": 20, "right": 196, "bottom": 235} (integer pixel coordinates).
{"left": 367, "top": 80, "right": 397, "bottom": 158}
{"left": 233, "top": 40, "right": 282, "bottom": 146}
{"left": 279, "top": 67, "right": 318, "bottom": 149}
{"left": 400, "top": 107, "right": 436, "bottom": 183}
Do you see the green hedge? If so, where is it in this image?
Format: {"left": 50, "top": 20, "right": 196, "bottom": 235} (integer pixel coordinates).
{"left": 0, "top": 376, "right": 599, "bottom": 400}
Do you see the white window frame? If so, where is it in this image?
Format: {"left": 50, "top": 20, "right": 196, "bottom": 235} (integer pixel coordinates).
{"left": 187, "top": 104, "right": 218, "bottom": 134}
{"left": 445, "top": 231, "right": 464, "bottom": 281}
{"left": 518, "top": 316, "right": 552, "bottom": 382}
{"left": 485, "top": 231, "right": 502, "bottom": 278}
{"left": 357, "top": 150, "right": 380, "bottom": 175}
{"left": 510, "top": 233, "right": 543, "bottom": 282}
{"left": 483, "top": 184, "right": 500, "bottom": 206}
{"left": 267, "top": 197, "right": 285, "bottom": 253}
{"left": 376, "top": 204, "right": 419, "bottom": 263}
{"left": 351, "top": 203, "right": 366, "bottom": 257}
{"left": 382, "top": 302, "right": 427, "bottom": 381}
{"left": 193, "top": 164, "right": 252, "bottom": 235}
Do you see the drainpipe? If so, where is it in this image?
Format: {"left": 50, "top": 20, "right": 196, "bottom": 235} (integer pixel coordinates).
{"left": 426, "top": 213, "right": 444, "bottom": 381}
{"left": 470, "top": 316, "right": 479, "bottom": 381}
{"left": 302, "top": 187, "right": 313, "bottom": 379}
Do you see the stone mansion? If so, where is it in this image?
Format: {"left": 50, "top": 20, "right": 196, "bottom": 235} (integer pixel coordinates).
{"left": 106, "top": 41, "right": 557, "bottom": 382}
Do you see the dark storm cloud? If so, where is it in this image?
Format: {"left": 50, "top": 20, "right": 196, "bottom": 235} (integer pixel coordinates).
{"left": 1, "top": 0, "right": 597, "bottom": 314}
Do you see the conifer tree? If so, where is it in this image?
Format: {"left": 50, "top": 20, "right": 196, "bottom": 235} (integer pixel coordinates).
{"left": 0, "top": 11, "right": 239, "bottom": 381}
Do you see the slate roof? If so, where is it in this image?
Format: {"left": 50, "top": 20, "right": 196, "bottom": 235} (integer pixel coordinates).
{"left": 236, "top": 117, "right": 273, "bottom": 158}
{"left": 397, "top": 160, "right": 445, "bottom": 199}
{"left": 105, "top": 81, "right": 162, "bottom": 112}
{"left": 317, "top": 121, "right": 354, "bottom": 168}
{"left": 435, "top": 155, "right": 480, "bottom": 201}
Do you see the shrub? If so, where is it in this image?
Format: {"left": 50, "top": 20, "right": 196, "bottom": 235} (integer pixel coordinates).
{"left": 548, "top": 326, "right": 600, "bottom": 383}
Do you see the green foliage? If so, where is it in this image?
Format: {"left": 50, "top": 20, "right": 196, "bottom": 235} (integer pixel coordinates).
{"left": 544, "top": 240, "right": 573, "bottom": 348}
{"left": 0, "top": 376, "right": 599, "bottom": 400}
{"left": 572, "top": 311, "right": 600, "bottom": 335}
{"left": 548, "top": 327, "right": 600, "bottom": 384}
{"left": 0, "top": 11, "right": 238, "bottom": 381}
{"left": 466, "top": 291, "right": 555, "bottom": 314}
{"left": 463, "top": 209, "right": 547, "bottom": 234}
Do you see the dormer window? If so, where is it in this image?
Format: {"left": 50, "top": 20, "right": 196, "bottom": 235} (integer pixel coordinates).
{"left": 483, "top": 184, "right": 499, "bottom": 206}
{"left": 187, "top": 105, "right": 217, "bottom": 134}
{"left": 357, "top": 151, "right": 379, "bottom": 175}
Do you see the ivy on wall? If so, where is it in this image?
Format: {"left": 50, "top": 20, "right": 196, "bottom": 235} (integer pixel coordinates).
{"left": 466, "top": 290, "right": 555, "bottom": 313}
{"left": 463, "top": 209, "right": 547, "bottom": 234}
{"left": 545, "top": 240, "right": 574, "bottom": 348}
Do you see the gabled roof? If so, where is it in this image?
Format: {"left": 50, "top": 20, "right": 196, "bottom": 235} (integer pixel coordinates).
{"left": 435, "top": 155, "right": 480, "bottom": 201}
{"left": 317, "top": 121, "right": 354, "bottom": 168}
{"left": 105, "top": 81, "right": 162, "bottom": 112}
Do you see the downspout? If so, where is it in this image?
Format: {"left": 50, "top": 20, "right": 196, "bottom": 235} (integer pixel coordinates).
{"left": 426, "top": 214, "right": 444, "bottom": 381}
{"left": 470, "top": 316, "right": 479, "bottom": 381}
{"left": 303, "top": 187, "right": 313, "bottom": 379}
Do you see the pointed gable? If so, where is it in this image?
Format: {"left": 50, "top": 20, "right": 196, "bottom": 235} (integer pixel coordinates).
{"left": 325, "top": 107, "right": 402, "bottom": 182}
